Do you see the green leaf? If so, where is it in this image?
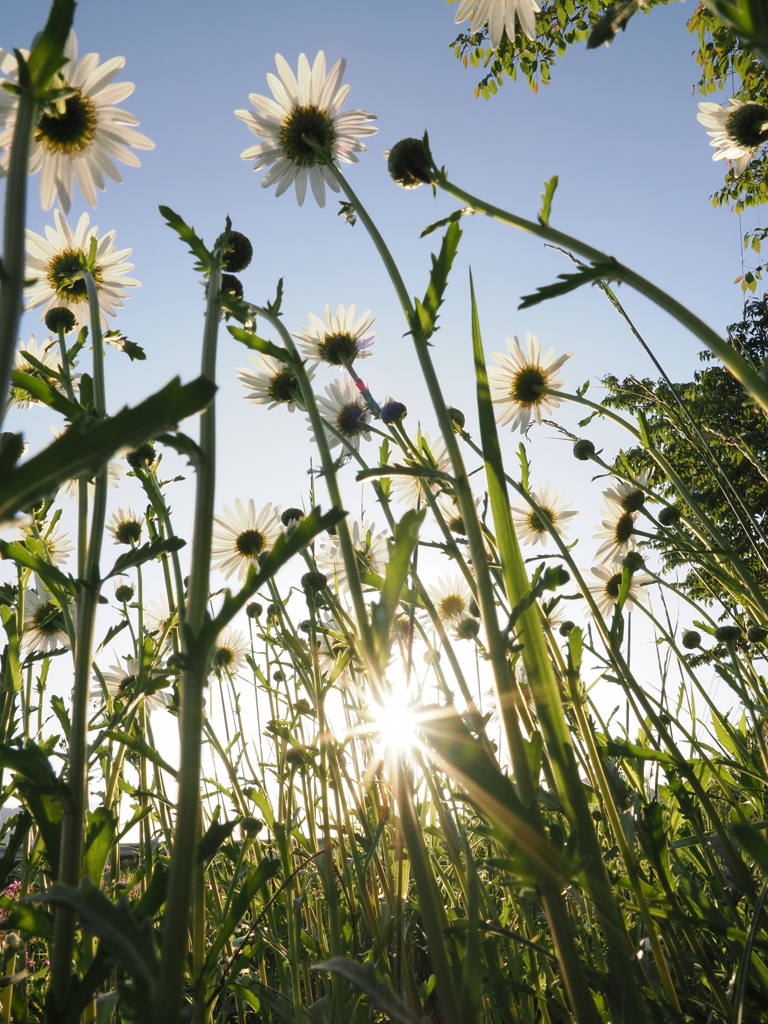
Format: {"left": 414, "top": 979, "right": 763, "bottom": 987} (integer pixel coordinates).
{"left": 227, "top": 326, "right": 291, "bottom": 364}
{"left": 104, "top": 537, "right": 186, "bottom": 581}
{"left": 355, "top": 464, "right": 453, "bottom": 485}
{"left": 26, "top": 0, "right": 75, "bottom": 92}
{"left": 10, "top": 370, "right": 80, "bottom": 419}
{"left": 420, "top": 207, "right": 475, "bottom": 239}
{"left": 158, "top": 206, "right": 214, "bottom": 270}
{"left": 85, "top": 807, "right": 117, "bottom": 884}
{"left": 0, "top": 742, "right": 68, "bottom": 876}
{"left": 197, "top": 818, "right": 237, "bottom": 865}
{"left": 414, "top": 221, "right": 462, "bottom": 339}
{"left": 206, "top": 857, "right": 281, "bottom": 968}
{"left": 30, "top": 880, "right": 158, "bottom": 1001}
{"left": 314, "top": 958, "right": 428, "bottom": 1024}
{"left": 0, "top": 376, "right": 215, "bottom": 521}
{"left": 0, "top": 540, "right": 76, "bottom": 595}
{"left": 153, "top": 431, "right": 203, "bottom": 467}
{"left": 371, "top": 509, "right": 425, "bottom": 669}
{"left": 518, "top": 259, "right": 619, "bottom": 309}
{"left": 537, "top": 175, "right": 559, "bottom": 226}
{"left": 105, "top": 731, "right": 178, "bottom": 780}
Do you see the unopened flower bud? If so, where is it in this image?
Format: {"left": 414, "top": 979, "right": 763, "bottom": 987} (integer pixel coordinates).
{"left": 681, "top": 629, "right": 701, "bottom": 650}
{"left": 240, "top": 816, "right": 264, "bottom": 835}
{"left": 44, "top": 307, "right": 77, "bottom": 334}
{"left": 125, "top": 442, "right": 156, "bottom": 469}
{"left": 447, "top": 406, "right": 465, "bottom": 432}
{"left": 381, "top": 400, "right": 407, "bottom": 424}
{"left": 456, "top": 616, "right": 480, "bottom": 640}
{"left": 246, "top": 601, "right": 262, "bottom": 619}
{"left": 301, "top": 570, "right": 327, "bottom": 594}
{"left": 387, "top": 137, "right": 433, "bottom": 188}
{"left": 220, "top": 273, "right": 243, "bottom": 298}
{"left": 215, "top": 229, "right": 253, "bottom": 273}
{"left": 114, "top": 578, "right": 135, "bottom": 603}
{"left": 559, "top": 620, "right": 575, "bottom": 636}
{"left": 658, "top": 506, "right": 681, "bottom": 526}
{"left": 281, "top": 507, "right": 304, "bottom": 528}
{"left": 747, "top": 624, "right": 768, "bottom": 643}
{"left": 622, "top": 551, "right": 645, "bottom": 572}
{"left": 714, "top": 624, "right": 741, "bottom": 643}
{"left": 573, "top": 438, "right": 595, "bottom": 461}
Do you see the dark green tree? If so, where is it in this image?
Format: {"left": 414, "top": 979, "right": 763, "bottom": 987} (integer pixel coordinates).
{"left": 602, "top": 295, "right": 768, "bottom": 606}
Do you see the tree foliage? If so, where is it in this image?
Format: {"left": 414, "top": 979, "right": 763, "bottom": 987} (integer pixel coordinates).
{"left": 602, "top": 296, "right": 768, "bottom": 607}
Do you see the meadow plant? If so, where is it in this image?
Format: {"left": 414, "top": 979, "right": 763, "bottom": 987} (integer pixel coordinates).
{"left": 1, "top": 2, "right": 768, "bottom": 1023}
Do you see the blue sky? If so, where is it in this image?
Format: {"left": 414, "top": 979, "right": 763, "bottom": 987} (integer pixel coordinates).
{"left": 3, "top": 0, "right": 756, "bottom": 574}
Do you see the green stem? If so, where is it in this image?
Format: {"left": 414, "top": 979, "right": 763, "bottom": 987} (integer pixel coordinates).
{"left": 435, "top": 173, "right": 768, "bottom": 416}
{"left": 155, "top": 265, "right": 221, "bottom": 1024}
{"left": 0, "top": 84, "right": 34, "bottom": 428}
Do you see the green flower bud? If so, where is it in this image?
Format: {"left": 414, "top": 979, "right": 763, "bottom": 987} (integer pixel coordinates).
{"left": 387, "top": 137, "right": 433, "bottom": 188}
{"left": 44, "top": 307, "right": 77, "bottom": 333}
{"left": 572, "top": 438, "right": 595, "bottom": 461}
{"left": 215, "top": 229, "right": 253, "bottom": 273}
{"left": 681, "top": 629, "right": 701, "bottom": 650}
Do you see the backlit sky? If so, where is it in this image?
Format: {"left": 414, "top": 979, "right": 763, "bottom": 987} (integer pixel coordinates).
{"left": 2, "top": 0, "right": 757, "bottom": 666}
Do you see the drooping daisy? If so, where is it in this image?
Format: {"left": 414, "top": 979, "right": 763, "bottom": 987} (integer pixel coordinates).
{"left": 392, "top": 433, "right": 452, "bottom": 509}
{"left": 511, "top": 484, "right": 577, "bottom": 547}
{"left": 436, "top": 492, "right": 469, "bottom": 536}
{"left": 313, "top": 376, "right": 371, "bottom": 451}
{"left": 294, "top": 304, "right": 375, "bottom": 366}
{"left": 211, "top": 499, "right": 282, "bottom": 580}
{"left": 316, "top": 518, "right": 388, "bottom": 591}
{"left": 588, "top": 563, "right": 652, "bottom": 618}
{"left": 113, "top": 576, "right": 135, "bottom": 603}
{"left": 0, "top": 32, "right": 154, "bottom": 214}
{"left": 453, "top": 0, "right": 540, "bottom": 46}
{"left": 237, "top": 351, "right": 314, "bottom": 412}
{"left": 22, "top": 584, "right": 72, "bottom": 652}
{"left": 25, "top": 210, "right": 139, "bottom": 327}
{"left": 489, "top": 333, "right": 572, "bottom": 434}
{"left": 108, "top": 507, "right": 143, "bottom": 545}
{"left": 144, "top": 596, "right": 176, "bottom": 638}
{"left": 100, "top": 659, "right": 171, "bottom": 711}
{"left": 594, "top": 508, "right": 637, "bottom": 562}
{"left": 697, "top": 98, "right": 768, "bottom": 178}
{"left": 9, "top": 335, "right": 62, "bottom": 409}
{"left": 429, "top": 575, "right": 473, "bottom": 625}
{"left": 235, "top": 51, "right": 377, "bottom": 207}
{"left": 211, "top": 629, "right": 249, "bottom": 676}
{"left": 603, "top": 469, "right": 651, "bottom": 515}
{"left": 35, "top": 519, "right": 74, "bottom": 566}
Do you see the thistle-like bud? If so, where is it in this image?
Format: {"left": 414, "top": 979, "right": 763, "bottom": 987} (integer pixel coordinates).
{"left": 246, "top": 601, "right": 262, "bottom": 619}
{"left": 681, "top": 629, "right": 701, "bottom": 650}
{"left": 44, "top": 307, "right": 77, "bottom": 333}
{"left": 456, "top": 617, "right": 480, "bottom": 640}
{"left": 387, "top": 137, "right": 433, "bottom": 188}
{"left": 658, "top": 506, "right": 681, "bottom": 526}
{"left": 381, "top": 400, "right": 407, "bottom": 424}
{"left": 125, "top": 442, "right": 156, "bottom": 469}
{"left": 714, "top": 624, "right": 741, "bottom": 643}
{"left": 240, "top": 816, "right": 264, "bottom": 835}
{"left": 622, "top": 550, "right": 645, "bottom": 573}
{"left": 220, "top": 273, "right": 244, "bottom": 298}
{"left": 301, "top": 570, "right": 327, "bottom": 594}
{"left": 747, "top": 624, "right": 768, "bottom": 643}
{"left": 447, "top": 406, "right": 465, "bottom": 432}
{"left": 572, "top": 438, "right": 595, "bottom": 461}
{"left": 215, "top": 229, "right": 253, "bottom": 273}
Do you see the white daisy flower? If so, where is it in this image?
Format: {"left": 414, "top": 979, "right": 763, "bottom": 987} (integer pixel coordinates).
{"left": 25, "top": 210, "right": 139, "bottom": 327}
{"left": 108, "top": 506, "right": 143, "bottom": 545}
{"left": 237, "top": 351, "right": 315, "bottom": 412}
{"left": 212, "top": 629, "right": 249, "bottom": 676}
{"left": 144, "top": 596, "right": 176, "bottom": 637}
{"left": 454, "top": 0, "right": 540, "bottom": 46}
{"left": 588, "top": 563, "right": 652, "bottom": 618}
{"left": 22, "top": 583, "right": 73, "bottom": 652}
{"left": 594, "top": 508, "right": 637, "bottom": 563}
{"left": 0, "top": 32, "right": 154, "bottom": 214}
{"left": 35, "top": 519, "right": 74, "bottom": 566}
{"left": 9, "top": 335, "right": 62, "bottom": 409}
{"left": 113, "top": 576, "right": 135, "bottom": 603}
{"left": 511, "top": 484, "right": 577, "bottom": 547}
{"left": 312, "top": 376, "right": 371, "bottom": 451}
{"left": 100, "top": 659, "right": 171, "bottom": 711}
{"left": 603, "top": 469, "right": 651, "bottom": 515}
{"left": 235, "top": 51, "right": 377, "bottom": 207}
{"left": 435, "top": 492, "right": 471, "bottom": 536}
{"left": 697, "top": 98, "right": 768, "bottom": 178}
{"left": 293, "top": 304, "right": 375, "bottom": 366}
{"left": 489, "top": 333, "right": 572, "bottom": 434}
{"left": 316, "top": 518, "right": 388, "bottom": 592}
{"left": 211, "top": 499, "right": 282, "bottom": 581}
{"left": 392, "top": 432, "right": 451, "bottom": 509}
{"left": 428, "top": 575, "right": 473, "bottom": 625}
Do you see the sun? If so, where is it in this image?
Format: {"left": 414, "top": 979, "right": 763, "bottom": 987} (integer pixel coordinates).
{"left": 371, "top": 677, "right": 422, "bottom": 757}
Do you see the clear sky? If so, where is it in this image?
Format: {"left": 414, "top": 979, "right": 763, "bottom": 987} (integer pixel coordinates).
{"left": 2, "top": 0, "right": 756, "bottom": 623}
